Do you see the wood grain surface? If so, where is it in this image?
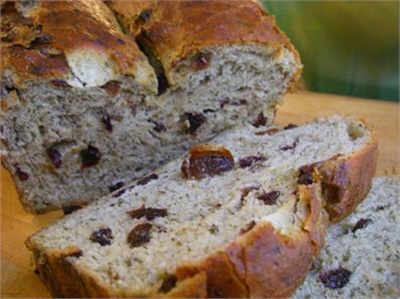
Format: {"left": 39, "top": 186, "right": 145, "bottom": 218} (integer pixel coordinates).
{"left": 1, "top": 92, "right": 398, "bottom": 298}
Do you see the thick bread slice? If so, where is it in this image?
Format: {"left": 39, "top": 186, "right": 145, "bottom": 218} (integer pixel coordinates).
{"left": 0, "top": 0, "right": 301, "bottom": 213}
{"left": 294, "top": 177, "right": 400, "bottom": 298}
{"left": 108, "top": 0, "right": 301, "bottom": 125}
{"left": 26, "top": 116, "right": 377, "bottom": 297}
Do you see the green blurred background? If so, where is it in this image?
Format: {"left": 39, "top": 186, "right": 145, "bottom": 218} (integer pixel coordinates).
{"left": 263, "top": 1, "right": 399, "bottom": 102}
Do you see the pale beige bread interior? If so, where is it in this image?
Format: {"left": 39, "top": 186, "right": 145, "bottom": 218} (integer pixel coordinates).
{"left": 1, "top": 0, "right": 301, "bottom": 213}
{"left": 294, "top": 177, "right": 400, "bottom": 298}
{"left": 27, "top": 116, "right": 374, "bottom": 297}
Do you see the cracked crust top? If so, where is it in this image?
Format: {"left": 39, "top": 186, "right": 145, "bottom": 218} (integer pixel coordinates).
{"left": 1, "top": 0, "right": 157, "bottom": 91}
{"left": 108, "top": 0, "right": 302, "bottom": 85}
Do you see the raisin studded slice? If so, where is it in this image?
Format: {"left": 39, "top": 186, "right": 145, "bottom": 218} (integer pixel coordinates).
{"left": 137, "top": 173, "right": 159, "bottom": 186}
{"left": 182, "top": 113, "right": 206, "bottom": 135}
{"left": 46, "top": 147, "right": 62, "bottom": 168}
{"left": 257, "top": 191, "right": 280, "bottom": 205}
{"left": 158, "top": 274, "right": 177, "bottom": 293}
{"left": 128, "top": 223, "right": 153, "bottom": 248}
{"left": 240, "top": 221, "right": 256, "bottom": 235}
{"left": 284, "top": 124, "right": 298, "bottom": 130}
{"left": 90, "top": 228, "right": 113, "bottom": 246}
{"left": 252, "top": 113, "right": 267, "bottom": 128}
{"left": 181, "top": 145, "right": 234, "bottom": 180}
{"left": 102, "top": 114, "right": 113, "bottom": 132}
{"left": 15, "top": 166, "right": 29, "bottom": 181}
{"left": 352, "top": 218, "right": 373, "bottom": 233}
{"left": 239, "top": 156, "right": 267, "bottom": 168}
{"left": 62, "top": 205, "right": 81, "bottom": 215}
{"left": 129, "top": 206, "right": 168, "bottom": 221}
{"left": 80, "top": 145, "right": 101, "bottom": 168}
{"left": 191, "top": 53, "right": 211, "bottom": 71}
{"left": 319, "top": 267, "right": 352, "bottom": 289}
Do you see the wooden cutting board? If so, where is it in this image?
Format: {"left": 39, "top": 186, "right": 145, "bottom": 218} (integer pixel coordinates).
{"left": 1, "top": 92, "right": 398, "bottom": 297}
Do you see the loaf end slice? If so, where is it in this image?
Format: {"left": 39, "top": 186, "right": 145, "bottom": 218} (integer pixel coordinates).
{"left": 294, "top": 177, "right": 400, "bottom": 298}
{"left": 1, "top": 0, "right": 302, "bottom": 214}
{"left": 108, "top": 0, "right": 302, "bottom": 127}
{"left": 26, "top": 116, "right": 377, "bottom": 297}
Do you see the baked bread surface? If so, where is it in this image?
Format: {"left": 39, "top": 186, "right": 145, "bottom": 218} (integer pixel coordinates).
{"left": 1, "top": 0, "right": 302, "bottom": 213}
{"left": 26, "top": 116, "right": 377, "bottom": 297}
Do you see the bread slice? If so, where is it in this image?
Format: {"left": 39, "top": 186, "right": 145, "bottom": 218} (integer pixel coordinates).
{"left": 0, "top": 0, "right": 301, "bottom": 213}
{"left": 294, "top": 177, "right": 400, "bottom": 298}
{"left": 26, "top": 116, "right": 377, "bottom": 297}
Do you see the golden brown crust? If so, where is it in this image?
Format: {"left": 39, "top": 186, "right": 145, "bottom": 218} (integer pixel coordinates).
{"left": 108, "top": 0, "right": 301, "bottom": 81}
{"left": 1, "top": 0, "right": 153, "bottom": 86}
{"left": 173, "top": 185, "right": 327, "bottom": 298}
{"left": 32, "top": 247, "right": 111, "bottom": 297}
{"left": 318, "top": 130, "right": 378, "bottom": 222}
{"left": 176, "top": 252, "right": 248, "bottom": 298}
{"left": 225, "top": 185, "right": 326, "bottom": 298}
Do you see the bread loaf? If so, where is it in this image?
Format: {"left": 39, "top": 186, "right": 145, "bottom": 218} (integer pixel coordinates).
{"left": 26, "top": 116, "right": 377, "bottom": 297}
{"left": 294, "top": 177, "right": 400, "bottom": 298}
{"left": 0, "top": 0, "right": 301, "bottom": 213}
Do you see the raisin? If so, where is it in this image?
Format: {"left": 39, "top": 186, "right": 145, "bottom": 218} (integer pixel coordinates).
{"left": 219, "top": 98, "right": 230, "bottom": 109}
{"left": 51, "top": 80, "right": 70, "bottom": 88}
{"left": 255, "top": 128, "right": 280, "bottom": 136}
{"left": 240, "top": 221, "right": 256, "bottom": 235}
{"left": 239, "top": 156, "right": 267, "bottom": 168}
{"left": 252, "top": 113, "right": 267, "bottom": 128}
{"left": 129, "top": 206, "right": 168, "bottom": 221}
{"left": 108, "top": 181, "right": 124, "bottom": 193}
{"left": 191, "top": 53, "right": 211, "bottom": 71}
{"left": 182, "top": 113, "right": 206, "bottom": 135}
{"left": 158, "top": 274, "right": 177, "bottom": 293}
{"left": 137, "top": 10, "right": 152, "bottom": 23}
{"left": 137, "top": 173, "right": 159, "bottom": 186}
{"left": 16, "top": 166, "right": 29, "bottom": 181}
{"left": 152, "top": 121, "right": 166, "bottom": 133}
{"left": 90, "top": 228, "right": 113, "bottom": 246}
{"left": 181, "top": 145, "right": 234, "bottom": 180}
{"left": 127, "top": 223, "right": 152, "bottom": 248}
{"left": 351, "top": 218, "right": 373, "bottom": 233}
{"left": 284, "top": 124, "right": 298, "bottom": 130}
{"left": 102, "top": 114, "right": 113, "bottom": 132}
{"left": 257, "top": 191, "right": 280, "bottom": 205}
{"left": 80, "top": 145, "right": 101, "bottom": 168}
{"left": 280, "top": 139, "right": 298, "bottom": 151}
{"left": 62, "top": 205, "right": 81, "bottom": 215}
{"left": 46, "top": 148, "right": 62, "bottom": 168}
{"left": 102, "top": 81, "right": 120, "bottom": 96}
{"left": 319, "top": 267, "right": 352, "bottom": 289}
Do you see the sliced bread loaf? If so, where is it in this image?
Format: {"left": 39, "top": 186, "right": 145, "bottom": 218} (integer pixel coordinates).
{"left": 26, "top": 116, "right": 377, "bottom": 297}
{"left": 0, "top": 0, "right": 301, "bottom": 213}
{"left": 294, "top": 177, "right": 400, "bottom": 298}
